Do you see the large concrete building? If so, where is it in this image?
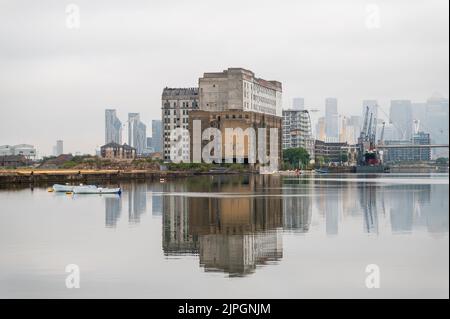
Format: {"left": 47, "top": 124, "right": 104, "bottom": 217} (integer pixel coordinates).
{"left": 105, "top": 109, "right": 122, "bottom": 144}
{"left": 189, "top": 110, "right": 282, "bottom": 165}
{"left": 128, "top": 113, "right": 147, "bottom": 155}
{"left": 188, "top": 68, "right": 283, "bottom": 167}
{"left": 282, "top": 109, "right": 314, "bottom": 159}
{"left": 161, "top": 87, "right": 199, "bottom": 161}
{"left": 198, "top": 68, "right": 282, "bottom": 117}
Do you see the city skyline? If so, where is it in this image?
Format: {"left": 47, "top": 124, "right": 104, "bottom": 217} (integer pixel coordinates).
{"left": 1, "top": 0, "right": 448, "bottom": 155}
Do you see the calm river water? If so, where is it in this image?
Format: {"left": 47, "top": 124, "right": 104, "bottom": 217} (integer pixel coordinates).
{"left": 0, "top": 173, "right": 448, "bottom": 298}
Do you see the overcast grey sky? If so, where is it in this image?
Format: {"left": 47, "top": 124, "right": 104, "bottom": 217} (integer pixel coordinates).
{"left": 0, "top": 0, "right": 448, "bottom": 155}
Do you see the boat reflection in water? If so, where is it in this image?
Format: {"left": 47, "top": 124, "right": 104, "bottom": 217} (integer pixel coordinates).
{"left": 162, "top": 175, "right": 283, "bottom": 277}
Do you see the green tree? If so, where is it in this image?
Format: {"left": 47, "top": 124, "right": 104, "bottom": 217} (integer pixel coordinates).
{"left": 436, "top": 157, "right": 448, "bottom": 165}
{"left": 316, "top": 156, "right": 325, "bottom": 166}
{"left": 283, "top": 147, "right": 310, "bottom": 169}
{"left": 339, "top": 153, "right": 349, "bottom": 163}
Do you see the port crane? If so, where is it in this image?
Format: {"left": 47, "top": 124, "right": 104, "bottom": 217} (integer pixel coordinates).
{"left": 357, "top": 106, "right": 381, "bottom": 166}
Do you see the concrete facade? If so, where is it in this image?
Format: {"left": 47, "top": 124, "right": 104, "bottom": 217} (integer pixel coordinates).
{"left": 282, "top": 109, "right": 315, "bottom": 160}
{"left": 199, "top": 68, "right": 282, "bottom": 117}
{"left": 162, "top": 87, "right": 199, "bottom": 161}
{"left": 189, "top": 109, "right": 282, "bottom": 166}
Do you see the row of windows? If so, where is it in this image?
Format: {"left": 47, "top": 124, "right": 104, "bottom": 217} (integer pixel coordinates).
{"left": 254, "top": 84, "right": 276, "bottom": 97}
{"left": 253, "top": 94, "right": 276, "bottom": 106}
{"left": 163, "top": 100, "right": 198, "bottom": 109}
{"left": 164, "top": 109, "right": 190, "bottom": 116}
{"left": 164, "top": 124, "right": 189, "bottom": 131}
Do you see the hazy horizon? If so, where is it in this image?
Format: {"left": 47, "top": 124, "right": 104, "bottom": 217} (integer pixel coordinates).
{"left": 1, "top": 0, "right": 448, "bottom": 156}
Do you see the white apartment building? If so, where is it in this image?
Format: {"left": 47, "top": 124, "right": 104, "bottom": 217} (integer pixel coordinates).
{"left": 199, "top": 68, "right": 282, "bottom": 117}
{"left": 282, "top": 109, "right": 315, "bottom": 159}
{"left": 0, "top": 144, "right": 36, "bottom": 158}
{"left": 161, "top": 87, "right": 199, "bottom": 162}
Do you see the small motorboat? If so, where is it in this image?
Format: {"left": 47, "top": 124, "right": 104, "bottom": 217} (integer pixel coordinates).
{"left": 72, "top": 186, "right": 121, "bottom": 194}
{"left": 52, "top": 183, "right": 96, "bottom": 192}
{"left": 314, "top": 168, "right": 329, "bottom": 174}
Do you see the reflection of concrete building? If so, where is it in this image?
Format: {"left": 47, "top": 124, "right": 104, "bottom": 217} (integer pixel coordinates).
{"left": 199, "top": 231, "right": 282, "bottom": 276}
{"left": 162, "top": 183, "right": 199, "bottom": 255}
{"left": 162, "top": 175, "right": 283, "bottom": 276}
{"left": 105, "top": 195, "right": 122, "bottom": 227}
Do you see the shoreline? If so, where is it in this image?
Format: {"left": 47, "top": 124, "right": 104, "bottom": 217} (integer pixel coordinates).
{"left": 0, "top": 169, "right": 247, "bottom": 186}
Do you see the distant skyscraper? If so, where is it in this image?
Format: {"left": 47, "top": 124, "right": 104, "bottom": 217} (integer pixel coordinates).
{"left": 390, "top": 100, "right": 413, "bottom": 140}
{"left": 55, "top": 140, "right": 63, "bottom": 156}
{"left": 292, "top": 97, "right": 304, "bottom": 110}
{"left": 105, "top": 109, "right": 122, "bottom": 144}
{"left": 151, "top": 119, "right": 163, "bottom": 153}
{"left": 315, "top": 116, "right": 326, "bottom": 141}
{"left": 325, "top": 98, "right": 339, "bottom": 141}
{"left": 128, "top": 113, "right": 146, "bottom": 155}
{"left": 424, "top": 94, "right": 449, "bottom": 158}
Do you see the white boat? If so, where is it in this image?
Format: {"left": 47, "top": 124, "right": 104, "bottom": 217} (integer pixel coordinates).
{"left": 72, "top": 186, "right": 121, "bottom": 194}
{"left": 259, "top": 166, "right": 278, "bottom": 175}
{"left": 52, "top": 184, "right": 96, "bottom": 192}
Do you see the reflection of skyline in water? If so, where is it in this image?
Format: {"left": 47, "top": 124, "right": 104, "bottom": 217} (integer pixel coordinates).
{"left": 103, "top": 175, "right": 448, "bottom": 275}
